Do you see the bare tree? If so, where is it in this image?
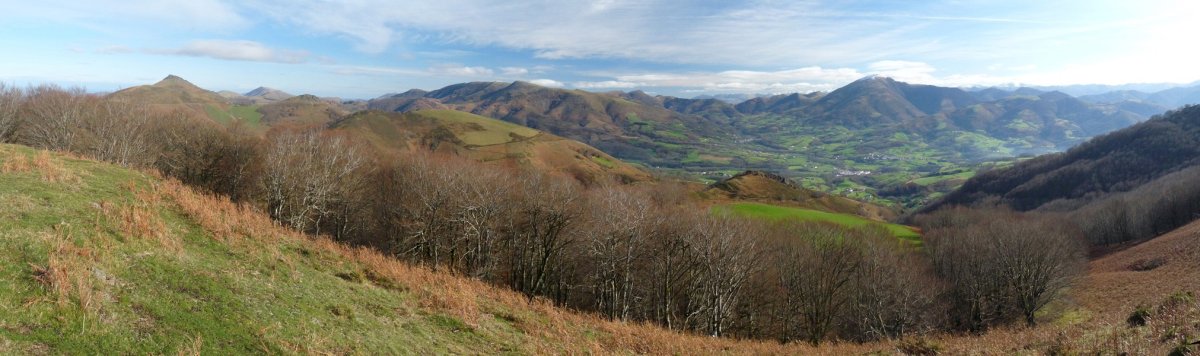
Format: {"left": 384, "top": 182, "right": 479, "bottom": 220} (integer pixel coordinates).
{"left": 843, "top": 228, "right": 942, "bottom": 341}
{"left": 776, "top": 223, "right": 862, "bottom": 345}
{"left": 926, "top": 211, "right": 1084, "bottom": 329}
{"left": 262, "top": 130, "right": 369, "bottom": 237}
{"left": 19, "top": 85, "right": 90, "bottom": 151}
{"left": 0, "top": 83, "right": 21, "bottom": 142}
{"left": 644, "top": 208, "right": 702, "bottom": 330}
{"left": 690, "top": 214, "right": 760, "bottom": 337}
{"left": 579, "top": 185, "right": 658, "bottom": 320}
{"left": 504, "top": 173, "right": 581, "bottom": 302}
{"left": 452, "top": 167, "right": 513, "bottom": 280}
{"left": 82, "top": 99, "right": 155, "bottom": 167}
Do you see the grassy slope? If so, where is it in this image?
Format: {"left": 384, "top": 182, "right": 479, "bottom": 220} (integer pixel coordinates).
{"left": 0, "top": 144, "right": 809, "bottom": 355}
{"left": 415, "top": 110, "right": 539, "bottom": 146}
{"left": 2, "top": 145, "right": 1193, "bottom": 355}
{"left": 716, "top": 202, "right": 921, "bottom": 242}
{"left": 204, "top": 104, "right": 264, "bottom": 129}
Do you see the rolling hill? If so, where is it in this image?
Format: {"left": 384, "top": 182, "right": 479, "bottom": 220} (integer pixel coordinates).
{"left": 257, "top": 94, "right": 348, "bottom": 127}
{"left": 106, "top": 76, "right": 265, "bottom": 128}
{"left": 366, "top": 81, "right": 739, "bottom": 169}
{"left": 331, "top": 109, "right": 651, "bottom": 184}
{"left": 926, "top": 104, "right": 1200, "bottom": 212}
{"left": 108, "top": 75, "right": 228, "bottom": 108}
{"left": 701, "top": 170, "right": 897, "bottom": 221}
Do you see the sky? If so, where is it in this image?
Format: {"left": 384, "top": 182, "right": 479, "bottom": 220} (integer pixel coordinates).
{"left": 1, "top": 0, "right": 1198, "bottom": 99}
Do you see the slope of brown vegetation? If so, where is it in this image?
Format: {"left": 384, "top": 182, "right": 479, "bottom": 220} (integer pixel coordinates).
{"left": 257, "top": 94, "right": 348, "bottom": 127}
{"left": 332, "top": 109, "right": 652, "bottom": 184}
{"left": 107, "top": 75, "right": 229, "bottom": 115}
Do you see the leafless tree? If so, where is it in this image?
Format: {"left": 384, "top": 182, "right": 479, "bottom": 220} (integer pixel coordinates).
{"left": 776, "top": 223, "right": 862, "bottom": 344}
{"left": 19, "top": 85, "right": 90, "bottom": 151}
{"left": 843, "top": 228, "right": 941, "bottom": 341}
{"left": 504, "top": 173, "right": 581, "bottom": 303}
{"left": 579, "top": 185, "right": 659, "bottom": 320}
{"left": 0, "top": 83, "right": 21, "bottom": 142}
{"left": 82, "top": 99, "right": 155, "bottom": 167}
{"left": 690, "top": 214, "right": 761, "bottom": 337}
{"left": 926, "top": 211, "right": 1084, "bottom": 329}
{"left": 644, "top": 208, "right": 703, "bottom": 330}
{"left": 262, "top": 130, "right": 369, "bottom": 237}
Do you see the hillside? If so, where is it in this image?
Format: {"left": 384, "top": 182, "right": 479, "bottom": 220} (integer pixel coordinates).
{"left": 366, "top": 81, "right": 738, "bottom": 169}
{"left": 0, "top": 144, "right": 825, "bottom": 354}
{"left": 106, "top": 76, "right": 262, "bottom": 128}
{"left": 331, "top": 109, "right": 651, "bottom": 184}
{"left": 257, "top": 94, "right": 348, "bottom": 127}
{"left": 108, "top": 75, "right": 228, "bottom": 108}
{"left": 926, "top": 105, "right": 1200, "bottom": 212}
{"left": 701, "top": 170, "right": 896, "bottom": 221}
{"left": 2, "top": 145, "right": 1196, "bottom": 354}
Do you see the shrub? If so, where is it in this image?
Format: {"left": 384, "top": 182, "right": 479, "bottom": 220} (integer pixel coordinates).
{"left": 1128, "top": 304, "right": 1152, "bottom": 327}
{"left": 896, "top": 336, "right": 942, "bottom": 355}
{"left": 1129, "top": 257, "right": 1167, "bottom": 271}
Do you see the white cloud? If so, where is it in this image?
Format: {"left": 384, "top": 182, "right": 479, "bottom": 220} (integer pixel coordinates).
{"left": 428, "top": 65, "right": 494, "bottom": 77}
{"left": 1, "top": 0, "right": 248, "bottom": 31}
{"left": 238, "top": 1, "right": 932, "bottom": 64}
{"left": 95, "top": 45, "right": 133, "bottom": 55}
{"left": 529, "top": 79, "right": 564, "bottom": 88}
{"left": 579, "top": 66, "right": 865, "bottom": 93}
{"left": 501, "top": 67, "right": 529, "bottom": 76}
{"left": 330, "top": 65, "right": 423, "bottom": 76}
{"left": 572, "top": 80, "right": 642, "bottom": 89}
{"left": 866, "top": 60, "right": 937, "bottom": 83}
{"left": 151, "top": 40, "right": 309, "bottom": 63}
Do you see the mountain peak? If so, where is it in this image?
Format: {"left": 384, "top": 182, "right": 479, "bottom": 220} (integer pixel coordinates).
{"left": 154, "top": 75, "right": 197, "bottom": 87}
{"left": 243, "top": 87, "right": 294, "bottom": 102}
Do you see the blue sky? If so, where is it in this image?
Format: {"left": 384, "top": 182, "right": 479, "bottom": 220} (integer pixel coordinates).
{"left": 1, "top": 0, "right": 1197, "bottom": 98}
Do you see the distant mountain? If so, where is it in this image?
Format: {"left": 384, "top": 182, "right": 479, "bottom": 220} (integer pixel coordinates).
{"left": 967, "top": 87, "right": 1044, "bottom": 102}
{"left": 1078, "top": 90, "right": 1151, "bottom": 103}
{"left": 108, "top": 75, "right": 228, "bottom": 107}
{"left": 734, "top": 92, "right": 824, "bottom": 115}
{"left": 1146, "top": 85, "right": 1200, "bottom": 109}
{"left": 693, "top": 93, "right": 760, "bottom": 103}
{"left": 925, "top": 104, "right": 1200, "bottom": 212}
{"left": 799, "top": 76, "right": 977, "bottom": 128}
{"left": 1029, "top": 82, "right": 1192, "bottom": 97}
{"left": 331, "top": 109, "right": 651, "bottom": 184}
{"left": 244, "top": 87, "right": 292, "bottom": 103}
{"left": 949, "top": 91, "right": 1143, "bottom": 145}
{"left": 366, "top": 81, "right": 738, "bottom": 168}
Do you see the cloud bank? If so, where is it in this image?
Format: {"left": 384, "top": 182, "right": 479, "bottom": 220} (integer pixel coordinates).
{"left": 150, "top": 40, "right": 309, "bottom": 64}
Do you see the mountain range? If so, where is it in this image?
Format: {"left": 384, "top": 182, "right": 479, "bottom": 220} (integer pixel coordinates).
{"left": 108, "top": 74, "right": 1200, "bottom": 207}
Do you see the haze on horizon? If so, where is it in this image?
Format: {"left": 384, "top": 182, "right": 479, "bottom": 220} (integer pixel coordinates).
{"left": 1, "top": 0, "right": 1197, "bottom": 98}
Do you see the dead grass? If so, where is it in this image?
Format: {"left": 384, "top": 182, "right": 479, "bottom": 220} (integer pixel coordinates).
{"left": 29, "top": 224, "right": 102, "bottom": 314}
{"left": 31, "top": 150, "right": 80, "bottom": 184}
{"left": 103, "top": 181, "right": 179, "bottom": 251}
{"left": 1, "top": 151, "right": 30, "bottom": 173}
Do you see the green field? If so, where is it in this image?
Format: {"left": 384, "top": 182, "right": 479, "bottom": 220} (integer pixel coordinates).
{"left": 204, "top": 104, "right": 263, "bottom": 128}
{"left": 716, "top": 202, "right": 921, "bottom": 243}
